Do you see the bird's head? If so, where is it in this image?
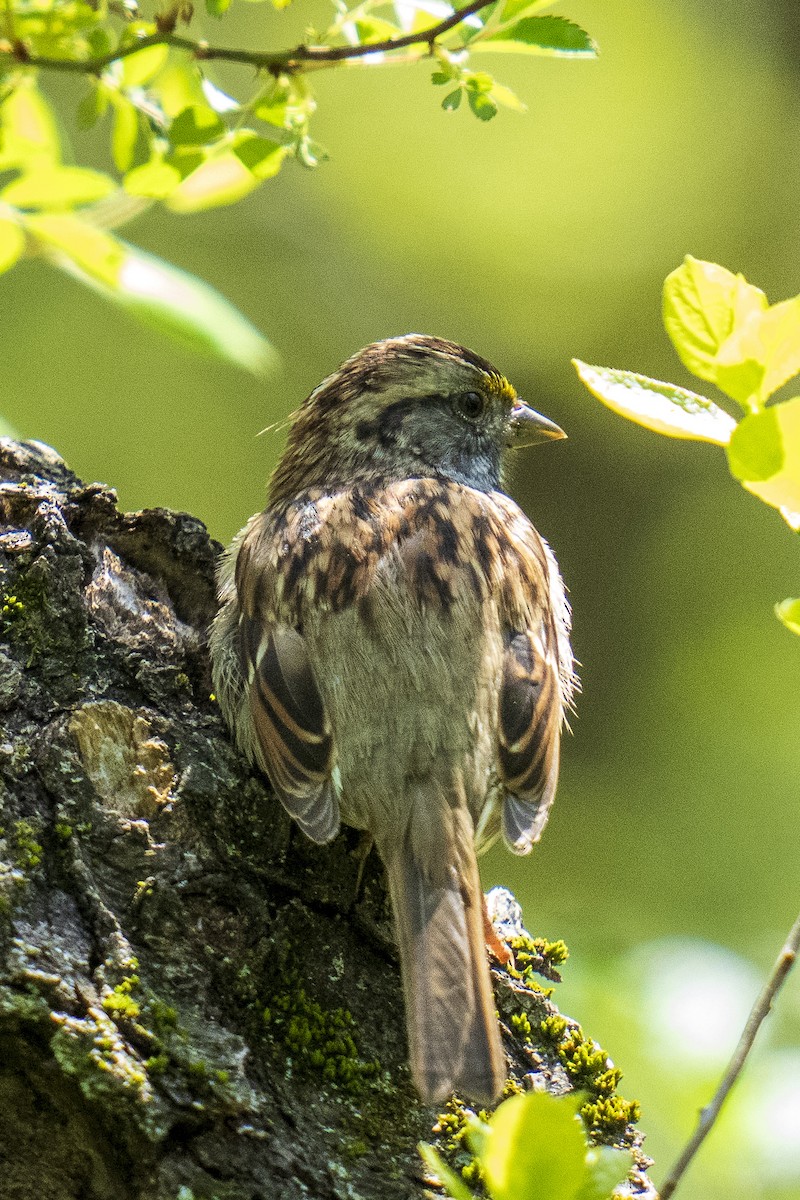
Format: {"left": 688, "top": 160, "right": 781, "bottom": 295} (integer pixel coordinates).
{"left": 269, "top": 334, "right": 565, "bottom": 502}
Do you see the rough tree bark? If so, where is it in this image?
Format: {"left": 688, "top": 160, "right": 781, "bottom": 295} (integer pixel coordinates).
{"left": 0, "top": 439, "right": 653, "bottom": 1200}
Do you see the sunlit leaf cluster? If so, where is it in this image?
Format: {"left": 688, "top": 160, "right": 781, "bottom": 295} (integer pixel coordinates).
{"left": 420, "top": 1091, "right": 632, "bottom": 1200}
{"left": 0, "top": 0, "right": 594, "bottom": 366}
{"left": 574, "top": 256, "right": 800, "bottom": 635}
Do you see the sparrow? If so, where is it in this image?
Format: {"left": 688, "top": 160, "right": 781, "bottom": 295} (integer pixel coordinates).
{"left": 210, "top": 335, "right": 574, "bottom": 1105}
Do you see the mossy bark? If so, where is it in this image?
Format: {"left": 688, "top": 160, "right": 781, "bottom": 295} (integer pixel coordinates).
{"left": 0, "top": 439, "right": 652, "bottom": 1200}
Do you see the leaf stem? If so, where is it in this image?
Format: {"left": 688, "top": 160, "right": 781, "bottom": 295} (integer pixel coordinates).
{"left": 0, "top": 0, "right": 492, "bottom": 76}
{"left": 660, "top": 908, "right": 800, "bottom": 1200}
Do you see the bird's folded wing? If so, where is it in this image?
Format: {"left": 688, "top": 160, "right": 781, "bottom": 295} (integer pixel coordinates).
{"left": 240, "top": 614, "right": 339, "bottom": 844}
{"left": 497, "top": 624, "right": 562, "bottom": 855}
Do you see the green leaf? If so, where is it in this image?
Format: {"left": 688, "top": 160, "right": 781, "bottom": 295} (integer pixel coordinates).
{"left": 0, "top": 81, "right": 60, "bottom": 170}
{"left": 165, "top": 152, "right": 261, "bottom": 212}
{"left": 0, "top": 218, "right": 26, "bottom": 275}
{"left": 51, "top": 236, "right": 274, "bottom": 374}
{"left": 146, "top": 60, "right": 208, "bottom": 118}
{"left": 255, "top": 82, "right": 292, "bottom": 127}
{"left": 118, "top": 43, "right": 170, "bottom": 88}
{"left": 573, "top": 360, "right": 736, "bottom": 445}
{"left": 169, "top": 105, "right": 226, "bottom": 147}
{"left": 442, "top": 88, "right": 463, "bottom": 111}
{"left": 467, "top": 90, "right": 498, "bottom": 120}
{"left": 483, "top": 1092, "right": 587, "bottom": 1200}
{"left": 26, "top": 213, "right": 125, "bottom": 287}
{"left": 255, "top": 76, "right": 316, "bottom": 132}
{"left": 111, "top": 98, "right": 140, "bottom": 173}
{"left": 206, "top": 0, "right": 233, "bottom": 15}
{"left": 124, "top": 158, "right": 183, "bottom": 198}
{"left": 165, "top": 149, "right": 205, "bottom": 180}
{"left": 662, "top": 256, "right": 768, "bottom": 397}
{"left": 2, "top": 167, "right": 117, "bottom": 211}
{"left": 431, "top": 70, "right": 453, "bottom": 85}
{"left": 776, "top": 598, "right": 800, "bottom": 635}
{"left": 727, "top": 408, "right": 784, "bottom": 481}
{"left": 726, "top": 397, "right": 800, "bottom": 516}
{"left": 76, "top": 85, "right": 109, "bottom": 131}
{"left": 232, "top": 134, "right": 287, "bottom": 180}
{"left": 354, "top": 15, "right": 400, "bottom": 41}
{"left": 417, "top": 1143, "right": 476, "bottom": 1200}
{"left": 716, "top": 294, "right": 800, "bottom": 405}
{"left": 465, "top": 71, "right": 495, "bottom": 92}
{"left": 474, "top": 15, "right": 597, "bottom": 56}
{"left": 489, "top": 82, "right": 527, "bottom": 113}
{"left": 497, "top": 0, "right": 553, "bottom": 23}
{"left": 87, "top": 26, "right": 114, "bottom": 57}
{"left": 575, "top": 1145, "right": 633, "bottom": 1200}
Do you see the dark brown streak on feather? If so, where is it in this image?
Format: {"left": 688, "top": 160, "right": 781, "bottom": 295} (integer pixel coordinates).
{"left": 261, "top": 631, "right": 327, "bottom": 736}
{"left": 255, "top": 674, "right": 330, "bottom": 779}
{"left": 260, "top": 481, "right": 548, "bottom": 628}
{"left": 497, "top": 627, "right": 559, "bottom": 800}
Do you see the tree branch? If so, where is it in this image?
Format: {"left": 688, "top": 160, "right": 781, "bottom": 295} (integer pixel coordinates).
{"left": 1, "top": 0, "right": 491, "bottom": 76}
{"left": 660, "top": 909, "right": 800, "bottom": 1200}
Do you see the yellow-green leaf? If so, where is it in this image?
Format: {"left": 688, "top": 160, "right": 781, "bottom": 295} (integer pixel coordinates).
{"left": 0, "top": 218, "right": 26, "bottom": 274}
{"left": 169, "top": 105, "right": 226, "bottom": 147}
{"left": 124, "top": 159, "right": 182, "bottom": 198}
{"left": 663, "top": 256, "right": 768, "bottom": 391}
{"left": 576, "top": 1144, "right": 635, "bottom": 1200}
{"left": 118, "top": 43, "right": 170, "bottom": 89}
{"left": 232, "top": 134, "right": 287, "bottom": 180}
{"left": 353, "top": 15, "right": 401, "bottom": 41}
{"left": 112, "top": 245, "right": 274, "bottom": 374}
{"left": 166, "top": 152, "right": 261, "bottom": 212}
{"left": 726, "top": 396, "right": 800, "bottom": 516}
{"left": 111, "top": 98, "right": 140, "bottom": 173}
{"left": 36, "top": 228, "right": 274, "bottom": 374}
{"left": 254, "top": 82, "right": 291, "bottom": 128}
{"left": 776, "top": 598, "right": 800, "bottom": 635}
{"left": 483, "top": 1092, "right": 586, "bottom": 1200}
{"left": 717, "top": 295, "right": 800, "bottom": 405}
{"left": 473, "top": 15, "right": 597, "bottom": 56}
{"left": 489, "top": 82, "right": 527, "bottom": 112}
{"left": 147, "top": 60, "right": 208, "bottom": 118}
{"left": 497, "top": 0, "right": 553, "bottom": 23}
{"left": 1, "top": 167, "right": 117, "bottom": 211}
{"left": 0, "top": 80, "right": 61, "bottom": 170}
{"left": 417, "top": 1143, "right": 476, "bottom": 1200}
{"left": 573, "top": 360, "right": 736, "bottom": 444}
{"left": 26, "top": 213, "right": 124, "bottom": 287}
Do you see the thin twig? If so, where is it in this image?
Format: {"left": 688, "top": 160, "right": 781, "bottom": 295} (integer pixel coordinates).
{"left": 660, "top": 909, "right": 800, "bottom": 1200}
{"left": 0, "top": 0, "right": 491, "bottom": 76}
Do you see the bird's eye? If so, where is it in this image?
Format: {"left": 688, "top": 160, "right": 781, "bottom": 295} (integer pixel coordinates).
{"left": 456, "top": 391, "right": 485, "bottom": 421}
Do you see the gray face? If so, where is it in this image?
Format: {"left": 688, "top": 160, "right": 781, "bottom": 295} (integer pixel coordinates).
{"left": 303, "top": 336, "right": 520, "bottom": 493}
{"left": 269, "top": 335, "right": 554, "bottom": 504}
{"left": 348, "top": 391, "right": 506, "bottom": 492}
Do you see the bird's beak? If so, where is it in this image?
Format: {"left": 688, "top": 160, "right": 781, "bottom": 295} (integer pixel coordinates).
{"left": 507, "top": 401, "right": 567, "bottom": 448}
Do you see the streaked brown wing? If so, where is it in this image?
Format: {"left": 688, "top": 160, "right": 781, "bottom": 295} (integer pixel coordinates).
{"left": 240, "top": 614, "right": 339, "bottom": 845}
{"left": 497, "top": 624, "right": 562, "bottom": 855}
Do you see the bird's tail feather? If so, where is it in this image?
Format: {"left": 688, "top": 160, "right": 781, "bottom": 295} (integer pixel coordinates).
{"left": 384, "top": 830, "right": 506, "bottom": 1105}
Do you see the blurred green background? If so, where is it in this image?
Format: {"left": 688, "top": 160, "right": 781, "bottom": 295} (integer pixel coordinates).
{"left": 3, "top": 0, "right": 800, "bottom": 1193}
